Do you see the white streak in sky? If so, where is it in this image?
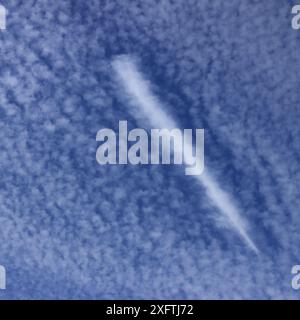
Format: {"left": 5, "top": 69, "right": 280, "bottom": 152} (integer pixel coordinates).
{"left": 112, "top": 55, "right": 259, "bottom": 254}
{"left": 0, "top": 5, "right": 6, "bottom": 30}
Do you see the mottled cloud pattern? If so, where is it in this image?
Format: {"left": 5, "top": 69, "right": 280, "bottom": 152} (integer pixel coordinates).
{"left": 0, "top": 0, "right": 300, "bottom": 299}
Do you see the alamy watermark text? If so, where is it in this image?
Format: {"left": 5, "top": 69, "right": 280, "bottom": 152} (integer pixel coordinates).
{"left": 96, "top": 121, "right": 204, "bottom": 176}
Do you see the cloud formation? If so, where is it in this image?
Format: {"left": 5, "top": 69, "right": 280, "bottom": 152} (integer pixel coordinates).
{"left": 112, "top": 55, "right": 258, "bottom": 253}
{"left": 0, "top": 0, "right": 299, "bottom": 299}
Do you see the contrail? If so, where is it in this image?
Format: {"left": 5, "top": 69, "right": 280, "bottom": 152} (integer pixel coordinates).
{"left": 0, "top": 5, "right": 6, "bottom": 30}
{"left": 111, "top": 55, "right": 258, "bottom": 253}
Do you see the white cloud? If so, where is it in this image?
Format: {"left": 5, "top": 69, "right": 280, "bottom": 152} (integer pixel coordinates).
{"left": 112, "top": 55, "right": 258, "bottom": 253}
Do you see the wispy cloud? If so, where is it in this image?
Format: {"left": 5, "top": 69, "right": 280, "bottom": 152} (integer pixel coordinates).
{"left": 2, "top": 0, "right": 298, "bottom": 299}
{"left": 112, "top": 55, "right": 258, "bottom": 253}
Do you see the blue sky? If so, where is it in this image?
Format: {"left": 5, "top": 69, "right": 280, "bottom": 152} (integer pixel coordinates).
{"left": 0, "top": 0, "right": 300, "bottom": 299}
